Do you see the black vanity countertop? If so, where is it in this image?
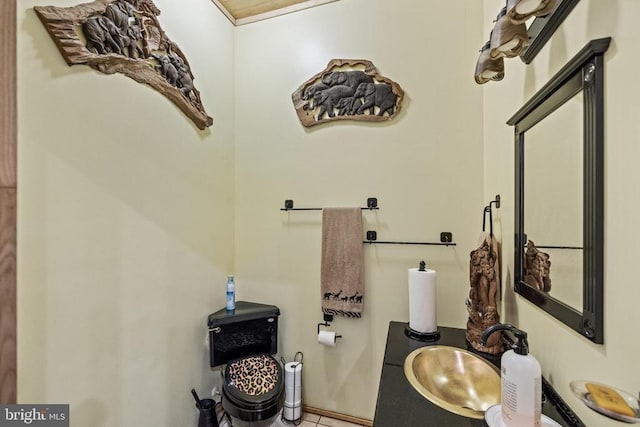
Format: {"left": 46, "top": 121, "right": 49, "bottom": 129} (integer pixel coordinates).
{"left": 373, "top": 322, "right": 584, "bottom": 427}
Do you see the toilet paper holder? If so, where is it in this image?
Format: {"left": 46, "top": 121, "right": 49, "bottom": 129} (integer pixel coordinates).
{"left": 317, "top": 314, "right": 342, "bottom": 339}
{"left": 281, "top": 352, "right": 304, "bottom": 425}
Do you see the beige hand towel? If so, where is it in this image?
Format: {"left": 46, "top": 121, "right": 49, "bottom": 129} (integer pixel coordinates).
{"left": 321, "top": 208, "right": 364, "bottom": 318}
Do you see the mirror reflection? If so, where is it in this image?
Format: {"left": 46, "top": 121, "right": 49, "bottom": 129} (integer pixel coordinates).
{"left": 524, "top": 92, "right": 583, "bottom": 311}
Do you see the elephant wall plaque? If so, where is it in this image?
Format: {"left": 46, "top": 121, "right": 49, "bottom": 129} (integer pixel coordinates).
{"left": 292, "top": 59, "right": 404, "bottom": 127}
{"left": 34, "top": 0, "right": 213, "bottom": 130}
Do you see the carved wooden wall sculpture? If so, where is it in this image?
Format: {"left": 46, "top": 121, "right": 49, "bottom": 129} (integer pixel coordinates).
{"left": 291, "top": 59, "right": 404, "bottom": 128}
{"left": 34, "top": 0, "right": 213, "bottom": 130}
{"left": 466, "top": 237, "right": 503, "bottom": 355}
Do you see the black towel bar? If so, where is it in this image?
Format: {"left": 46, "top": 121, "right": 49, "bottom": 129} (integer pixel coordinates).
{"left": 526, "top": 245, "right": 583, "bottom": 250}
{"left": 281, "top": 198, "right": 379, "bottom": 211}
{"left": 364, "top": 231, "right": 456, "bottom": 247}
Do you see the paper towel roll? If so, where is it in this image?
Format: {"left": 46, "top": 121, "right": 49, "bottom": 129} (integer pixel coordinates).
{"left": 318, "top": 330, "right": 337, "bottom": 346}
{"left": 408, "top": 266, "right": 437, "bottom": 333}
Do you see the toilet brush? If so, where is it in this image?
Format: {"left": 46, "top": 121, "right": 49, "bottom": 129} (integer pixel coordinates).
{"left": 191, "top": 388, "right": 202, "bottom": 409}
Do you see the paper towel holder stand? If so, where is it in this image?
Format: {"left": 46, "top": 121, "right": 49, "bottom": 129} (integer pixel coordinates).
{"left": 405, "top": 324, "right": 440, "bottom": 342}
{"left": 317, "top": 314, "right": 342, "bottom": 340}
{"left": 405, "top": 261, "right": 441, "bottom": 342}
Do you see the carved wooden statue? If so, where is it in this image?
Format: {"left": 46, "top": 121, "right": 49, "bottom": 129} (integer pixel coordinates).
{"left": 291, "top": 59, "right": 404, "bottom": 128}
{"left": 34, "top": 0, "right": 213, "bottom": 130}
{"left": 524, "top": 240, "right": 552, "bottom": 292}
{"left": 465, "top": 236, "right": 503, "bottom": 354}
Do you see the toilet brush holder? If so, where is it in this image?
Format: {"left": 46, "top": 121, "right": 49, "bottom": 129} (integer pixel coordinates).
{"left": 196, "top": 398, "right": 218, "bottom": 427}
{"left": 192, "top": 389, "right": 218, "bottom": 427}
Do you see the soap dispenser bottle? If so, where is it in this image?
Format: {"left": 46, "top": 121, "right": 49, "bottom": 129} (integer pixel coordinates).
{"left": 481, "top": 324, "right": 541, "bottom": 427}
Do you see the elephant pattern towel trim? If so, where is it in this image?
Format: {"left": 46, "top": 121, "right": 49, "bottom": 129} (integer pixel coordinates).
{"left": 34, "top": 0, "right": 213, "bottom": 131}
{"left": 291, "top": 59, "right": 405, "bottom": 128}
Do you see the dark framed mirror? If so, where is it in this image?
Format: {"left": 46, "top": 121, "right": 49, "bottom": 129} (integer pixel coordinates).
{"left": 507, "top": 37, "right": 611, "bottom": 343}
{"left": 519, "top": 0, "right": 580, "bottom": 64}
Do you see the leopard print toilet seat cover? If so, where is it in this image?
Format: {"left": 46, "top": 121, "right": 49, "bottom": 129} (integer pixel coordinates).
{"left": 225, "top": 354, "right": 280, "bottom": 396}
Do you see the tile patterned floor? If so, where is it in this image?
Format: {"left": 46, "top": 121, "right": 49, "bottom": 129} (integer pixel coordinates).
{"left": 282, "top": 412, "right": 367, "bottom": 427}
{"left": 218, "top": 409, "right": 367, "bottom": 427}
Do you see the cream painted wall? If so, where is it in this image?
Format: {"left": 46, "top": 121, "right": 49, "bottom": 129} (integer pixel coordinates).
{"left": 233, "top": 0, "right": 484, "bottom": 419}
{"left": 19, "top": 0, "right": 636, "bottom": 424}
{"left": 17, "top": 0, "right": 235, "bottom": 425}
{"left": 483, "top": 1, "right": 640, "bottom": 426}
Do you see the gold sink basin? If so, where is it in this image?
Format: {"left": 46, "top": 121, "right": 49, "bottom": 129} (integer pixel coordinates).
{"left": 404, "top": 345, "right": 501, "bottom": 419}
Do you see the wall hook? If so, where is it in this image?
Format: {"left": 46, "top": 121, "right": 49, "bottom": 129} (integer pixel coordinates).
{"left": 483, "top": 195, "right": 500, "bottom": 236}
{"left": 489, "top": 194, "right": 500, "bottom": 209}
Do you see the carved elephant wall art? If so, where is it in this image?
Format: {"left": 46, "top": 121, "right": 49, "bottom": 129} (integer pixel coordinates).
{"left": 353, "top": 82, "right": 397, "bottom": 116}
{"left": 302, "top": 83, "right": 329, "bottom": 110}
{"left": 291, "top": 59, "right": 404, "bottom": 127}
{"left": 83, "top": 15, "right": 122, "bottom": 55}
{"left": 152, "top": 53, "right": 179, "bottom": 85}
{"left": 312, "top": 85, "right": 355, "bottom": 120}
{"left": 335, "top": 96, "right": 362, "bottom": 116}
{"left": 34, "top": 0, "right": 214, "bottom": 130}
{"left": 104, "top": 1, "right": 137, "bottom": 33}
{"left": 322, "top": 70, "right": 373, "bottom": 90}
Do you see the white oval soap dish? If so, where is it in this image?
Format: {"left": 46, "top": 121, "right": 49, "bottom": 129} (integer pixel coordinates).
{"left": 484, "top": 405, "right": 562, "bottom": 427}
{"left": 570, "top": 380, "right": 640, "bottom": 423}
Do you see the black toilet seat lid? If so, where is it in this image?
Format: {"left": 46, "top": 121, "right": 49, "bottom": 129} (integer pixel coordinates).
{"left": 225, "top": 354, "right": 281, "bottom": 398}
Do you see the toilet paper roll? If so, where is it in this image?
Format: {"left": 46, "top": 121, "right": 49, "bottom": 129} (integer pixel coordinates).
{"left": 408, "top": 267, "right": 437, "bottom": 333}
{"left": 284, "top": 361, "right": 303, "bottom": 403}
{"left": 283, "top": 401, "right": 302, "bottom": 421}
{"left": 318, "top": 330, "right": 337, "bottom": 347}
{"left": 284, "top": 362, "right": 303, "bottom": 388}
{"left": 285, "top": 386, "right": 302, "bottom": 405}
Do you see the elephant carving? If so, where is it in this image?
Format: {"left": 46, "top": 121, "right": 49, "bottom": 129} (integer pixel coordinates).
{"left": 82, "top": 1, "right": 145, "bottom": 58}
{"left": 312, "top": 85, "right": 355, "bottom": 120}
{"left": 335, "top": 96, "right": 362, "bottom": 116}
{"left": 176, "top": 69, "right": 194, "bottom": 99}
{"left": 168, "top": 52, "right": 185, "bottom": 70}
{"left": 291, "top": 59, "right": 404, "bottom": 127}
{"left": 152, "top": 53, "right": 179, "bottom": 85}
{"left": 104, "top": 1, "right": 137, "bottom": 33}
{"left": 353, "top": 82, "right": 397, "bottom": 116}
{"left": 34, "top": 0, "right": 214, "bottom": 130}
{"left": 302, "top": 83, "right": 329, "bottom": 110}
{"left": 119, "top": 21, "right": 144, "bottom": 58}
{"left": 83, "top": 15, "right": 122, "bottom": 55}
{"left": 167, "top": 53, "right": 194, "bottom": 99}
{"left": 322, "top": 70, "right": 373, "bottom": 90}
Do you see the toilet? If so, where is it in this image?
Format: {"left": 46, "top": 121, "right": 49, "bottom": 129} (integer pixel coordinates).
{"left": 208, "top": 301, "right": 285, "bottom": 427}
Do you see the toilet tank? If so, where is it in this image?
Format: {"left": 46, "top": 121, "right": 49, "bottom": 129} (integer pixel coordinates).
{"left": 208, "top": 301, "right": 280, "bottom": 368}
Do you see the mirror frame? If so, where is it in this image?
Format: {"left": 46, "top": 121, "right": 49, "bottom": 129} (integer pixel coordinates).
{"left": 507, "top": 38, "right": 611, "bottom": 344}
{"left": 519, "top": 0, "right": 580, "bottom": 64}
